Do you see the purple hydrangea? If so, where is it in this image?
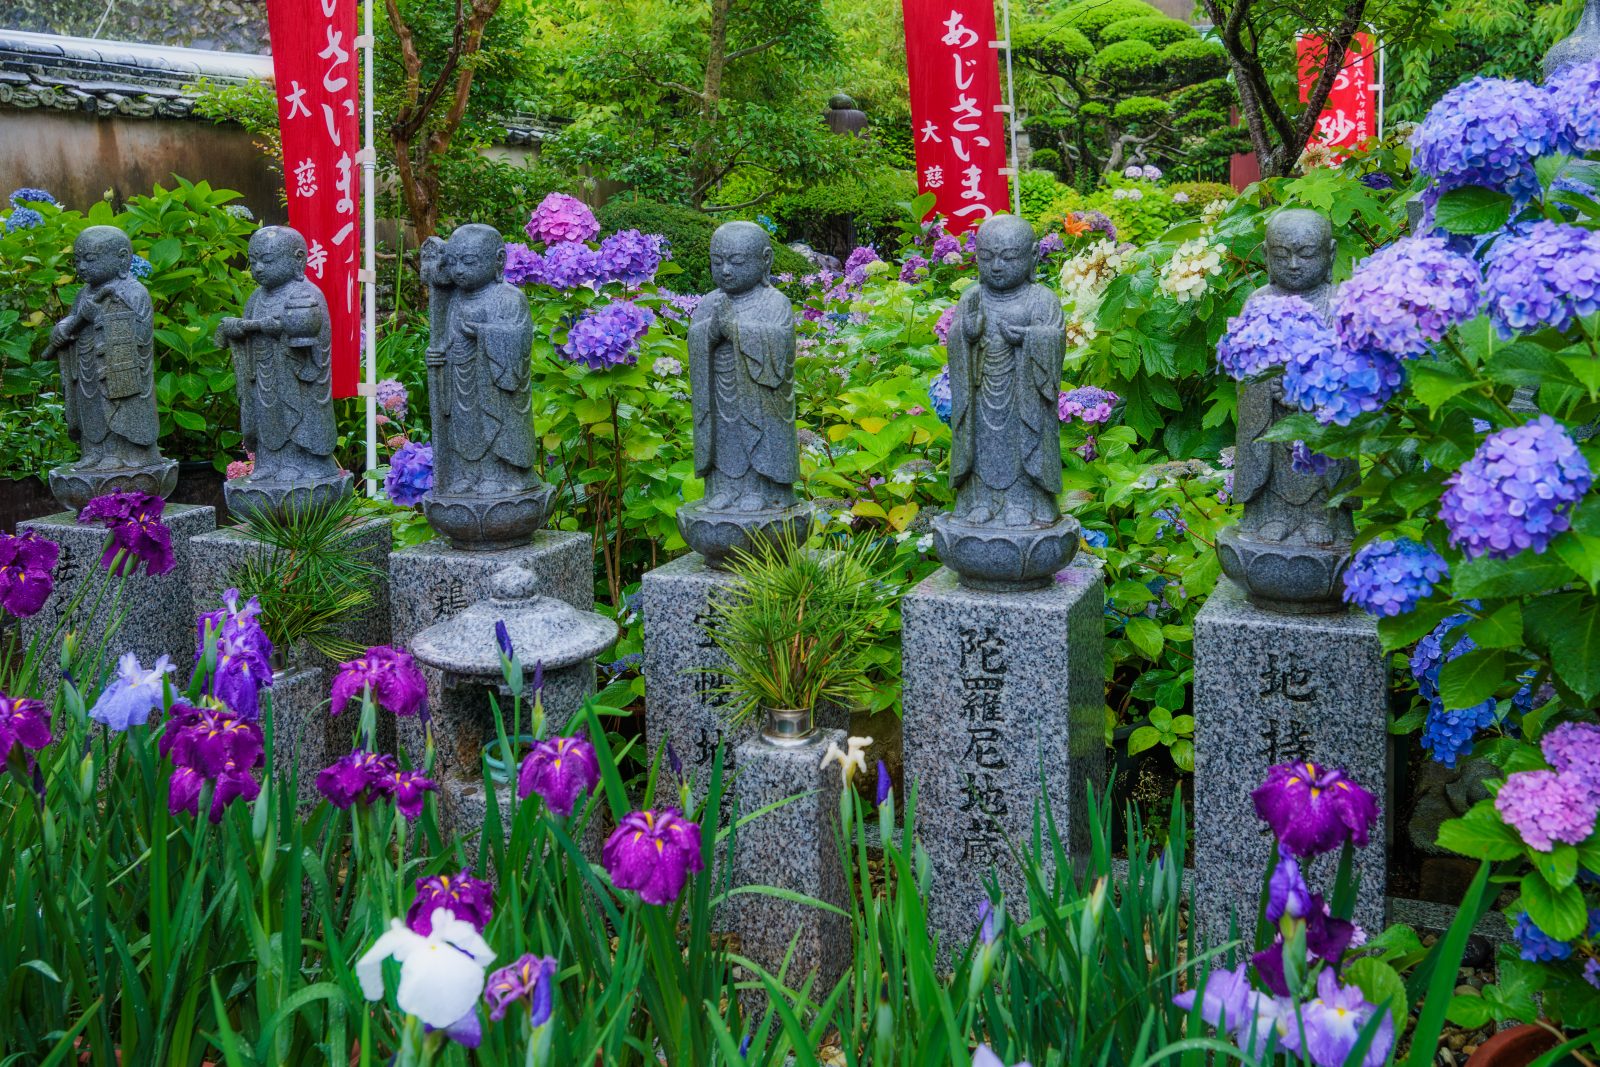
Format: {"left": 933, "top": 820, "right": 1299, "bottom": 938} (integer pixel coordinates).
{"left": 899, "top": 254, "right": 929, "bottom": 283}
{"left": 1513, "top": 911, "right": 1573, "bottom": 962}
{"left": 932, "top": 233, "right": 963, "bottom": 263}
{"left": 1483, "top": 220, "right": 1600, "bottom": 337}
{"left": 1333, "top": 238, "right": 1481, "bottom": 357}
{"left": 517, "top": 734, "right": 601, "bottom": 817}
{"left": 1057, "top": 386, "right": 1118, "bottom": 424}
{"left": 375, "top": 378, "right": 408, "bottom": 418}
{"left": 1281, "top": 344, "right": 1407, "bottom": 426}
{"left": 1252, "top": 761, "right": 1380, "bottom": 858}
{"left": 1439, "top": 416, "right": 1592, "bottom": 559}
{"left": 1290, "top": 441, "right": 1332, "bottom": 476}
{"left": 844, "top": 245, "right": 880, "bottom": 275}
{"left": 1547, "top": 57, "right": 1600, "bottom": 154}
{"left": 1542, "top": 722, "right": 1600, "bottom": 804}
{"left": 0, "top": 530, "right": 59, "bottom": 618}
{"left": 502, "top": 242, "right": 545, "bottom": 286}
{"left": 561, "top": 300, "right": 655, "bottom": 370}
{"left": 929, "top": 365, "right": 953, "bottom": 423}
{"left": 602, "top": 808, "right": 704, "bottom": 905}
{"left": 1359, "top": 172, "right": 1396, "bottom": 190}
{"left": 1412, "top": 76, "right": 1563, "bottom": 202}
{"left": 1495, "top": 769, "right": 1598, "bottom": 851}
{"left": 934, "top": 305, "right": 957, "bottom": 345}
{"left": 407, "top": 870, "right": 495, "bottom": 935}
{"left": 535, "top": 241, "right": 599, "bottom": 290}
{"left": 1037, "top": 232, "right": 1065, "bottom": 261}
{"left": 385, "top": 442, "right": 433, "bottom": 507}
{"left": 595, "top": 229, "right": 667, "bottom": 286}
{"left": 1071, "top": 210, "right": 1117, "bottom": 240}
{"left": 1342, "top": 538, "right": 1448, "bottom": 616}
{"left": 525, "top": 193, "right": 598, "bottom": 245}
{"left": 1217, "top": 295, "right": 1336, "bottom": 381}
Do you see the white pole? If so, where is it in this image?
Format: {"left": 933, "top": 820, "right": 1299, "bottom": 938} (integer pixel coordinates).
{"left": 359, "top": 0, "right": 379, "bottom": 494}
{"left": 1000, "top": 0, "right": 1021, "bottom": 216}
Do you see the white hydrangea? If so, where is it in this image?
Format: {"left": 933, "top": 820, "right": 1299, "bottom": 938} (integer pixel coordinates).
{"left": 1112, "top": 187, "right": 1145, "bottom": 201}
{"left": 1202, "top": 199, "right": 1231, "bottom": 225}
{"left": 1158, "top": 239, "right": 1224, "bottom": 303}
{"left": 652, "top": 356, "right": 683, "bottom": 377}
{"left": 1064, "top": 314, "right": 1098, "bottom": 350}
{"left": 1058, "top": 239, "right": 1132, "bottom": 308}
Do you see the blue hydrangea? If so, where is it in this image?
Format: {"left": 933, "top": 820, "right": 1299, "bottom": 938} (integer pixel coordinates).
{"left": 1281, "top": 344, "right": 1406, "bottom": 426}
{"left": 594, "top": 229, "right": 667, "bottom": 286}
{"left": 130, "top": 254, "right": 152, "bottom": 279}
{"left": 8, "top": 187, "right": 56, "bottom": 207}
{"left": 929, "top": 366, "right": 952, "bottom": 424}
{"left": 561, "top": 300, "right": 655, "bottom": 370}
{"left": 384, "top": 442, "right": 433, "bottom": 507}
{"left": 1548, "top": 57, "right": 1600, "bottom": 154}
{"left": 1216, "top": 295, "right": 1336, "bottom": 381}
{"left": 1412, "top": 76, "right": 1563, "bottom": 204}
{"left": 1290, "top": 442, "right": 1330, "bottom": 476}
{"left": 1359, "top": 173, "right": 1395, "bottom": 190}
{"left": 1154, "top": 508, "right": 1186, "bottom": 539}
{"left": 1513, "top": 911, "right": 1572, "bottom": 962}
{"left": 4, "top": 206, "right": 43, "bottom": 231}
{"left": 1483, "top": 220, "right": 1600, "bottom": 337}
{"left": 537, "top": 240, "right": 599, "bottom": 289}
{"left": 1082, "top": 528, "right": 1109, "bottom": 549}
{"left": 1412, "top": 613, "right": 1496, "bottom": 766}
{"left": 1439, "top": 416, "right": 1593, "bottom": 558}
{"left": 1333, "top": 238, "right": 1482, "bottom": 357}
{"left": 1342, "top": 538, "right": 1448, "bottom": 617}
{"left": 1411, "top": 613, "right": 1474, "bottom": 708}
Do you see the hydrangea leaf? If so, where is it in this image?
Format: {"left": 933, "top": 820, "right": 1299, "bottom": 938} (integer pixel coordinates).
{"left": 1435, "top": 800, "right": 1522, "bottom": 860}
{"left": 1553, "top": 531, "right": 1600, "bottom": 592}
{"left": 1446, "top": 990, "right": 1497, "bottom": 1030}
{"left": 1408, "top": 362, "right": 1477, "bottom": 415}
{"left": 1433, "top": 186, "right": 1514, "bottom": 235}
{"left": 1345, "top": 957, "right": 1407, "bottom": 1028}
{"left": 1376, "top": 600, "right": 1452, "bottom": 652}
{"left": 1517, "top": 869, "right": 1587, "bottom": 940}
{"left": 1525, "top": 592, "right": 1600, "bottom": 702}
{"left": 1463, "top": 602, "right": 1523, "bottom": 650}
{"left": 1453, "top": 553, "right": 1571, "bottom": 599}
{"left": 1438, "top": 648, "right": 1504, "bottom": 709}
{"left": 1529, "top": 842, "right": 1578, "bottom": 890}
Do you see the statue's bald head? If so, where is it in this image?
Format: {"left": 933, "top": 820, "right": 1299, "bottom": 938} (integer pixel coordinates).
{"left": 709, "top": 221, "right": 772, "bottom": 296}
{"left": 973, "top": 214, "right": 1037, "bottom": 292}
{"left": 1264, "top": 208, "right": 1335, "bottom": 294}
{"left": 74, "top": 225, "right": 133, "bottom": 286}
{"left": 247, "top": 225, "right": 308, "bottom": 288}
{"left": 446, "top": 223, "right": 506, "bottom": 290}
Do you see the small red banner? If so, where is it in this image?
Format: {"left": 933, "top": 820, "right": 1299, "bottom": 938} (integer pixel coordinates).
{"left": 901, "top": 0, "right": 1012, "bottom": 234}
{"left": 1296, "top": 31, "right": 1380, "bottom": 159}
{"left": 266, "top": 0, "right": 361, "bottom": 398}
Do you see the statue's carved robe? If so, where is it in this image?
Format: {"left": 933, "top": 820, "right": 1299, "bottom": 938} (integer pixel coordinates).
{"left": 437, "top": 281, "right": 533, "bottom": 493}
{"left": 687, "top": 284, "right": 799, "bottom": 487}
{"left": 60, "top": 276, "right": 157, "bottom": 460}
{"left": 235, "top": 278, "right": 337, "bottom": 473}
{"left": 1233, "top": 283, "right": 1354, "bottom": 542}
{"left": 947, "top": 282, "right": 1065, "bottom": 502}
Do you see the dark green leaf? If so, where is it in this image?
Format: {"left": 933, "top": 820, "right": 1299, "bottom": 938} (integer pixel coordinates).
{"left": 1525, "top": 592, "right": 1600, "bottom": 701}
{"left": 1433, "top": 186, "right": 1513, "bottom": 235}
{"left": 1519, "top": 869, "right": 1587, "bottom": 939}
{"left": 1439, "top": 649, "right": 1505, "bottom": 709}
{"left": 1465, "top": 602, "right": 1522, "bottom": 649}
{"left": 1454, "top": 553, "right": 1573, "bottom": 599}
{"left": 1435, "top": 801, "right": 1522, "bottom": 860}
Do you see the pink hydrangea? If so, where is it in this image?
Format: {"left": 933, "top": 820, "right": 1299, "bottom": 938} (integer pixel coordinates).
{"left": 1495, "top": 769, "right": 1598, "bottom": 851}
{"left": 525, "top": 192, "right": 598, "bottom": 245}
{"left": 1541, "top": 722, "right": 1600, "bottom": 804}
{"left": 226, "top": 453, "right": 255, "bottom": 480}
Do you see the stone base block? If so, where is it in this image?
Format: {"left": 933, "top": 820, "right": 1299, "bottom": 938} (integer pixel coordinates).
{"left": 263, "top": 663, "right": 344, "bottom": 809}
{"left": 1193, "top": 579, "right": 1390, "bottom": 942}
{"left": 19, "top": 504, "right": 217, "bottom": 686}
{"left": 439, "top": 773, "right": 607, "bottom": 868}
{"left": 731, "top": 728, "right": 850, "bottom": 1008}
{"left": 901, "top": 562, "right": 1104, "bottom": 959}
{"left": 389, "top": 531, "right": 594, "bottom": 646}
{"left": 188, "top": 516, "right": 392, "bottom": 662}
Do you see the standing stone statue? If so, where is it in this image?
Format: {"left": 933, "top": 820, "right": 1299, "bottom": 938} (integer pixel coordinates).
{"left": 420, "top": 223, "right": 551, "bottom": 550}
{"left": 217, "top": 226, "right": 351, "bottom": 520}
{"left": 46, "top": 225, "right": 176, "bottom": 512}
{"left": 1544, "top": 0, "right": 1600, "bottom": 79}
{"left": 1216, "top": 208, "right": 1355, "bottom": 612}
{"left": 677, "top": 221, "right": 810, "bottom": 568}
{"left": 932, "top": 215, "right": 1078, "bottom": 591}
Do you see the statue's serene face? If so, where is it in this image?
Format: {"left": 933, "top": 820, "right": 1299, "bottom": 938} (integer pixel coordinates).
{"left": 1264, "top": 211, "right": 1335, "bottom": 293}
{"left": 74, "top": 229, "right": 131, "bottom": 286}
{"left": 248, "top": 230, "right": 307, "bottom": 288}
{"left": 709, "top": 224, "right": 771, "bottom": 295}
{"left": 447, "top": 230, "right": 502, "bottom": 290}
{"left": 973, "top": 218, "right": 1036, "bottom": 292}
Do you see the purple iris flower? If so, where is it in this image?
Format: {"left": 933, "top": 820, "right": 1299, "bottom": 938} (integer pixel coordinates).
{"left": 602, "top": 808, "right": 705, "bottom": 905}
{"left": 78, "top": 490, "right": 175, "bottom": 576}
{"left": 89, "top": 653, "right": 174, "bottom": 731}
{"left": 494, "top": 619, "right": 514, "bottom": 661}
{"left": 169, "top": 760, "right": 261, "bottom": 823}
{"left": 314, "top": 749, "right": 397, "bottom": 808}
{"left": 1294, "top": 968, "right": 1394, "bottom": 1066}
{"left": 978, "top": 898, "right": 1001, "bottom": 944}
{"left": 1173, "top": 962, "right": 1254, "bottom": 1032}
{"left": 0, "top": 531, "right": 59, "bottom": 618}
{"left": 666, "top": 742, "right": 683, "bottom": 779}
{"left": 517, "top": 734, "right": 601, "bottom": 816}
{"left": 160, "top": 703, "right": 265, "bottom": 778}
{"left": 209, "top": 633, "right": 273, "bottom": 719}
{"left": 407, "top": 870, "right": 495, "bottom": 936}
{"left": 1250, "top": 908, "right": 1355, "bottom": 995}
{"left": 1266, "top": 846, "right": 1315, "bottom": 922}
{"left": 484, "top": 953, "right": 559, "bottom": 1024}
{"left": 876, "top": 760, "right": 892, "bottom": 807}
{"left": 0, "top": 691, "right": 52, "bottom": 765}
{"left": 372, "top": 766, "right": 438, "bottom": 821}
{"left": 1251, "top": 761, "right": 1379, "bottom": 858}
{"left": 330, "top": 645, "right": 428, "bottom": 717}
{"left": 194, "top": 588, "right": 273, "bottom": 665}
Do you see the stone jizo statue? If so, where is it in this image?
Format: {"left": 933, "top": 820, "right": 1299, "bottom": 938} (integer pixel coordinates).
{"left": 47, "top": 225, "right": 176, "bottom": 511}
{"left": 218, "top": 226, "right": 351, "bottom": 520}
{"left": 933, "top": 215, "right": 1079, "bottom": 591}
{"left": 1217, "top": 208, "right": 1355, "bottom": 612}
{"left": 677, "top": 221, "right": 810, "bottom": 568}
{"left": 420, "top": 223, "right": 551, "bottom": 550}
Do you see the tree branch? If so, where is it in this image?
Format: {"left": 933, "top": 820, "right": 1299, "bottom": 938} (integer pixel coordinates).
{"left": 723, "top": 35, "right": 783, "bottom": 64}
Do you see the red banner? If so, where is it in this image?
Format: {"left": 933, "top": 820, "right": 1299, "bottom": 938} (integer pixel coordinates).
{"left": 902, "top": 0, "right": 1011, "bottom": 234}
{"left": 1297, "top": 32, "right": 1380, "bottom": 159}
{"left": 267, "top": 0, "right": 360, "bottom": 398}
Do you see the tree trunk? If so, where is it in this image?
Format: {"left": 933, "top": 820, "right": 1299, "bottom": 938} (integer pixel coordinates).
{"left": 691, "top": 0, "right": 733, "bottom": 203}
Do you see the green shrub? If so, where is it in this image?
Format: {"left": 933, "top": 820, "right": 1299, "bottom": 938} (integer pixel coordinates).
{"left": 1160, "top": 38, "right": 1230, "bottom": 82}
{"left": 595, "top": 197, "right": 809, "bottom": 293}
{"left": 1057, "top": 0, "right": 1163, "bottom": 40}
{"left": 1100, "top": 15, "right": 1196, "bottom": 48}
{"left": 1113, "top": 95, "right": 1171, "bottom": 125}
{"left": 1169, "top": 180, "right": 1236, "bottom": 206}
{"left": 1169, "top": 77, "right": 1234, "bottom": 115}
{"left": 1088, "top": 39, "right": 1164, "bottom": 87}
{"left": 434, "top": 151, "right": 572, "bottom": 238}
{"left": 1028, "top": 146, "right": 1065, "bottom": 179}
{"left": 1019, "top": 168, "right": 1072, "bottom": 220}
{"left": 761, "top": 167, "right": 918, "bottom": 255}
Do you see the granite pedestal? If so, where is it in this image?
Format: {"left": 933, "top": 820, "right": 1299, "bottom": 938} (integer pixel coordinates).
{"left": 730, "top": 727, "right": 850, "bottom": 1009}
{"left": 263, "top": 663, "right": 341, "bottom": 809}
{"left": 901, "top": 561, "right": 1104, "bottom": 961}
{"left": 189, "top": 515, "right": 392, "bottom": 660}
{"left": 1192, "top": 579, "right": 1390, "bottom": 942}
{"left": 388, "top": 531, "right": 594, "bottom": 646}
{"left": 408, "top": 664, "right": 598, "bottom": 782}
{"left": 441, "top": 773, "right": 607, "bottom": 870}
{"left": 641, "top": 552, "right": 847, "bottom": 793}
{"left": 18, "top": 504, "right": 217, "bottom": 686}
